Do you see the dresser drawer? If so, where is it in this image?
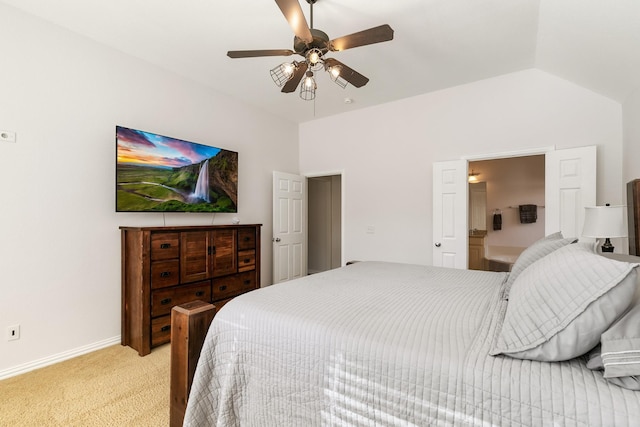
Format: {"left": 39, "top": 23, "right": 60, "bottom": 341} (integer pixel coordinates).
{"left": 237, "top": 249, "right": 255, "bottom": 272}
{"left": 151, "top": 232, "right": 180, "bottom": 260}
{"left": 237, "top": 228, "right": 256, "bottom": 250}
{"left": 151, "top": 281, "right": 211, "bottom": 318}
{"left": 150, "top": 259, "right": 180, "bottom": 289}
{"left": 212, "top": 276, "right": 238, "bottom": 301}
{"left": 151, "top": 315, "right": 171, "bottom": 347}
{"left": 213, "top": 271, "right": 256, "bottom": 301}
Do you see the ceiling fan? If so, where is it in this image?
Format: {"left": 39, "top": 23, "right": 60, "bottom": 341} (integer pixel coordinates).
{"left": 227, "top": 0, "right": 394, "bottom": 100}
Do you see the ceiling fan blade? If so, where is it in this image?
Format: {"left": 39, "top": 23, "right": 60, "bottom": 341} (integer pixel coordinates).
{"left": 324, "top": 58, "right": 369, "bottom": 88}
{"left": 281, "top": 62, "right": 308, "bottom": 93}
{"left": 227, "top": 49, "right": 295, "bottom": 59}
{"left": 330, "top": 24, "right": 394, "bottom": 52}
{"left": 275, "top": 0, "right": 313, "bottom": 44}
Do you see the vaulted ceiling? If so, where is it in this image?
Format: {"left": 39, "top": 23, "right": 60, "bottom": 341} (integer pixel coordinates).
{"left": 3, "top": 0, "right": 640, "bottom": 123}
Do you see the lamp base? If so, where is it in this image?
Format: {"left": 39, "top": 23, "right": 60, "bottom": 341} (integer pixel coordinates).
{"left": 601, "top": 237, "right": 615, "bottom": 253}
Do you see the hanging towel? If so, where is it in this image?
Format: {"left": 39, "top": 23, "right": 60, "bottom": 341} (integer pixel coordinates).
{"left": 493, "top": 212, "right": 502, "bottom": 230}
{"left": 519, "top": 204, "right": 538, "bottom": 223}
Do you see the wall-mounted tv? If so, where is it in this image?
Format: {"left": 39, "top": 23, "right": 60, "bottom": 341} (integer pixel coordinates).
{"left": 116, "top": 126, "right": 238, "bottom": 213}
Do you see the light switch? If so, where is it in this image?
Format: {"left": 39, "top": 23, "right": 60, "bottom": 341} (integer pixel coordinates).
{"left": 0, "top": 131, "right": 16, "bottom": 143}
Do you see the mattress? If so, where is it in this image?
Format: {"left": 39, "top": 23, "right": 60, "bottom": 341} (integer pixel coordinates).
{"left": 183, "top": 261, "right": 640, "bottom": 426}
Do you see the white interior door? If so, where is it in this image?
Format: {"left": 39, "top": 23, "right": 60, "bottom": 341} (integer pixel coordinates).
{"left": 432, "top": 160, "right": 468, "bottom": 268}
{"left": 545, "top": 146, "right": 597, "bottom": 238}
{"left": 272, "top": 171, "right": 307, "bottom": 284}
{"left": 432, "top": 147, "right": 596, "bottom": 270}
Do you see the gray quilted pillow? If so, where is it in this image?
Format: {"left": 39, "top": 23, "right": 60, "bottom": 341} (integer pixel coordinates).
{"left": 503, "top": 232, "right": 575, "bottom": 299}
{"left": 491, "top": 242, "right": 638, "bottom": 361}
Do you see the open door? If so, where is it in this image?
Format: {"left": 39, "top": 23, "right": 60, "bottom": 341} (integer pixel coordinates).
{"left": 432, "top": 159, "right": 468, "bottom": 268}
{"left": 432, "top": 146, "right": 596, "bottom": 269}
{"left": 272, "top": 171, "right": 307, "bottom": 284}
{"left": 545, "top": 146, "right": 597, "bottom": 238}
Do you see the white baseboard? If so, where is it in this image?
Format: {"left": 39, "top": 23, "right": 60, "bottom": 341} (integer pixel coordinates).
{"left": 0, "top": 335, "right": 121, "bottom": 381}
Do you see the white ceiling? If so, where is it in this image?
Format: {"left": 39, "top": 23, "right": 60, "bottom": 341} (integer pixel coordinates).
{"left": 3, "top": 0, "right": 640, "bottom": 123}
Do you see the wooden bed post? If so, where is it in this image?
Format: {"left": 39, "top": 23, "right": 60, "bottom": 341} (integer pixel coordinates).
{"left": 170, "top": 300, "right": 215, "bottom": 427}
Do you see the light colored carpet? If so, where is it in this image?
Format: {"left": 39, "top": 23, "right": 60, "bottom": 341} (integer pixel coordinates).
{"left": 0, "top": 344, "right": 170, "bottom": 426}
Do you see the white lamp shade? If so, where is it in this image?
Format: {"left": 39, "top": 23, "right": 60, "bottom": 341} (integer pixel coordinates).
{"left": 582, "top": 205, "right": 627, "bottom": 238}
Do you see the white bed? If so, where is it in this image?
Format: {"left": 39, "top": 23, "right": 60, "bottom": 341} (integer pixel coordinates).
{"left": 183, "top": 239, "right": 640, "bottom": 426}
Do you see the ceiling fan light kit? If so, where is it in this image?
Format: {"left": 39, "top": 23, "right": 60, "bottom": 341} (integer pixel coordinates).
{"left": 300, "top": 70, "right": 317, "bottom": 100}
{"left": 270, "top": 62, "right": 296, "bottom": 87}
{"left": 228, "top": 0, "right": 394, "bottom": 101}
{"left": 328, "top": 64, "right": 348, "bottom": 89}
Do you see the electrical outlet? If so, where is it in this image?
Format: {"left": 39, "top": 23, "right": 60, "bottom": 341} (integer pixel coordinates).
{"left": 0, "top": 131, "right": 16, "bottom": 143}
{"left": 7, "top": 325, "right": 20, "bottom": 341}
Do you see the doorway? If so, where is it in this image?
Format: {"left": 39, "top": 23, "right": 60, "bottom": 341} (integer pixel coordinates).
{"left": 307, "top": 174, "right": 342, "bottom": 274}
{"left": 468, "top": 155, "right": 545, "bottom": 271}
{"left": 432, "top": 146, "right": 596, "bottom": 268}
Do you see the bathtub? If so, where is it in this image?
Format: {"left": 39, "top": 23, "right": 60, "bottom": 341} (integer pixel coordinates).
{"left": 484, "top": 246, "right": 524, "bottom": 272}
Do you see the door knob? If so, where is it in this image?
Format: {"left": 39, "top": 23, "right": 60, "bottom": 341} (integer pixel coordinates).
{"left": 435, "top": 242, "right": 441, "bottom": 247}
{"left": 273, "top": 237, "right": 281, "bottom": 242}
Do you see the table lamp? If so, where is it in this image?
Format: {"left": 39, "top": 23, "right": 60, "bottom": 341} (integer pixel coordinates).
{"left": 582, "top": 204, "right": 627, "bottom": 253}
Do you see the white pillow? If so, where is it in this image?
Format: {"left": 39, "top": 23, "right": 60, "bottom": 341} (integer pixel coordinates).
{"left": 491, "top": 242, "right": 638, "bottom": 361}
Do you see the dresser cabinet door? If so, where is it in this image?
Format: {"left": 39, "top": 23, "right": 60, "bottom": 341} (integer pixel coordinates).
{"left": 212, "top": 229, "right": 237, "bottom": 277}
{"left": 180, "top": 231, "right": 212, "bottom": 283}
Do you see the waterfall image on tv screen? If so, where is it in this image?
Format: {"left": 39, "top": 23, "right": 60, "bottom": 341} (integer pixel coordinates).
{"left": 116, "top": 126, "right": 238, "bottom": 212}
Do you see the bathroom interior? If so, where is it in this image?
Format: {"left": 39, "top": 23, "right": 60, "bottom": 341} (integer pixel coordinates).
{"left": 468, "top": 155, "right": 545, "bottom": 271}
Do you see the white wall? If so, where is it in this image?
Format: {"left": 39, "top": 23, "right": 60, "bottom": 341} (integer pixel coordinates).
{"left": 0, "top": 4, "right": 298, "bottom": 375}
{"left": 300, "top": 69, "right": 623, "bottom": 265}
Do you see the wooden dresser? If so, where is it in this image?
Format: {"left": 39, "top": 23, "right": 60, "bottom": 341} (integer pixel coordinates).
{"left": 120, "top": 224, "right": 261, "bottom": 356}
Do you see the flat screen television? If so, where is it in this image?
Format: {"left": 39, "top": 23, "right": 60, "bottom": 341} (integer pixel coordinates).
{"left": 116, "top": 126, "right": 238, "bottom": 212}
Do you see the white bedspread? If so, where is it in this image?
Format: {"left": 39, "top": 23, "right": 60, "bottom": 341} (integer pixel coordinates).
{"left": 183, "top": 261, "right": 640, "bottom": 426}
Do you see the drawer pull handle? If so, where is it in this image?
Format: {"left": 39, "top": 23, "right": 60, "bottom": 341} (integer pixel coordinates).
{"left": 195, "top": 291, "right": 205, "bottom": 297}
{"left": 161, "top": 325, "right": 170, "bottom": 332}
{"left": 160, "top": 271, "right": 170, "bottom": 278}
{"left": 161, "top": 298, "right": 172, "bottom": 305}
{"left": 160, "top": 243, "right": 171, "bottom": 249}
{"left": 243, "top": 258, "right": 251, "bottom": 263}
{"left": 244, "top": 237, "right": 250, "bottom": 242}
{"left": 243, "top": 280, "right": 251, "bottom": 285}
{"left": 219, "top": 285, "right": 227, "bottom": 291}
